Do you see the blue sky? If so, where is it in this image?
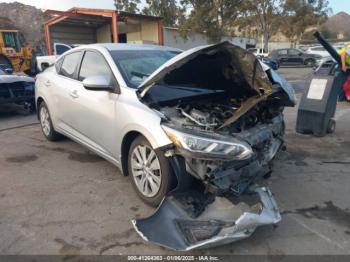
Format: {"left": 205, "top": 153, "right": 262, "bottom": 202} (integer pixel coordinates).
{"left": 0, "top": 0, "right": 348, "bottom": 15}
{"left": 330, "top": 0, "right": 350, "bottom": 14}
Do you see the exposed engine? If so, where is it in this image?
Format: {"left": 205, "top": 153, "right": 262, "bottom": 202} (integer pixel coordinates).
{"left": 161, "top": 102, "right": 235, "bottom": 132}
{"left": 178, "top": 103, "right": 234, "bottom": 131}
{"left": 159, "top": 100, "right": 285, "bottom": 196}
{"left": 160, "top": 100, "right": 282, "bottom": 134}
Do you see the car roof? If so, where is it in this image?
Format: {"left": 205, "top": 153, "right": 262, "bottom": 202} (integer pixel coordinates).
{"left": 309, "top": 46, "right": 324, "bottom": 49}
{"left": 74, "top": 43, "right": 182, "bottom": 52}
{"left": 275, "top": 48, "right": 292, "bottom": 51}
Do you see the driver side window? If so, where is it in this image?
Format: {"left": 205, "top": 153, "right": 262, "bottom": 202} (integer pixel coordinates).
{"left": 78, "top": 51, "right": 116, "bottom": 87}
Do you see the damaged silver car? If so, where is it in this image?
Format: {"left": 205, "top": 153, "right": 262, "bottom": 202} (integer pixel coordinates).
{"left": 35, "top": 42, "right": 295, "bottom": 251}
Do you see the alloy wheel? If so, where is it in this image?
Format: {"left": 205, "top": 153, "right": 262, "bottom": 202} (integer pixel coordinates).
{"left": 130, "top": 145, "right": 162, "bottom": 198}
{"left": 40, "top": 106, "right": 51, "bottom": 137}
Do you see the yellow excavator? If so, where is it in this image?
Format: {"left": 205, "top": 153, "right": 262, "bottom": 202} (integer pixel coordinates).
{"left": 0, "top": 29, "right": 34, "bottom": 74}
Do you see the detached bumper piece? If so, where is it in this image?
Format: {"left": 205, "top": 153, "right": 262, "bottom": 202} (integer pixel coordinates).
{"left": 132, "top": 187, "right": 281, "bottom": 251}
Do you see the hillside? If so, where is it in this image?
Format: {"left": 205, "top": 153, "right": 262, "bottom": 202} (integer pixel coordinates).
{"left": 323, "top": 12, "right": 350, "bottom": 35}
{"left": 0, "top": 2, "right": 47, "bottom": 51}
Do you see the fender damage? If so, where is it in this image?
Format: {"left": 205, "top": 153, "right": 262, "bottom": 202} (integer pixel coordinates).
{"left": 132, "top": 41, "right": 295, "bottom": 250}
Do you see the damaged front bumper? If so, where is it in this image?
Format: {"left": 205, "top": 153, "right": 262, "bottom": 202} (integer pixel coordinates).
{"left": 132, "top": 186, "right": 281, "bottom": 251}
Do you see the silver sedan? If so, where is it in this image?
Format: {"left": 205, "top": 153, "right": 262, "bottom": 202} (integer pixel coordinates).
{"left": 35, "top": 42, "right": 295, "bottom": 250}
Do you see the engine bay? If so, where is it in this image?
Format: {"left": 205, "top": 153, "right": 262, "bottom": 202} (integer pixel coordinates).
{"left": 160, "top": 98, "right": 283, "bottom": 134}
{"left": 134, "top": 41, "right": 296, "bottom": 251}
{"left": 157, "top": 94, "right": 286, "bottom": 196}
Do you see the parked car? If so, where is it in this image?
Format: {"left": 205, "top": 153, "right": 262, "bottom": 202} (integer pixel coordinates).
{"left": 247, "top": 47, "right": 269, "bottom": 57}
{"left": 305, "top": 45, "right": 343, "bottom": 58}
{"left": 36, "top": 43, "right": 75, "bottom": 72}
{"left": 269, "top": 48, "right": 322, "bottom": 67}
{"left": 0, "top": 67, "right": 35, "bottom": 110}
{"left": 35, "top": 42, "right": 295, "bottom": 250}
{"left": 314, "top": 56, "right": 336, "bottom": 74}
{"left": 305, "top": 45, "right": 331, "bottom": 58}
{"left": 258, "top": 55, "right": 280, "bottom": 70}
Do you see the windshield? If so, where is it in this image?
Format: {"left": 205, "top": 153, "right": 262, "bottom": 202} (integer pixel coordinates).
{"left": 110, "top": 50, "right": 180, "bottom": 88}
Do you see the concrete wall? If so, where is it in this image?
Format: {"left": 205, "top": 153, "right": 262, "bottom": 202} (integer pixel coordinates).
{"left": 141, "top": 21, "right": 158, "bottom": 43}
{"left": 163, "top": 27, "right": 256, "bottom": 50}
{"left": 164, "top": 29, "right": 208, "bottom": 50}
{"left": 127, "top": 31, "right": 141, "bottom": 43}
{"left": 256, "top": 41, "right": 292, "bottom": 51}
{"left": 225, "top": 36, "right": 256, "bottom": 49}
{"left": 96, "top": 24, "right": 112, "bottom": 43}
{"left": 50, "top": 24, "right": 96, "bottom": 45}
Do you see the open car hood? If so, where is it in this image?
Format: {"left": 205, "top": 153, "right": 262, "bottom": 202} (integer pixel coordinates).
{"left": 137, "top": 41, "right": 273, "bottom": 99}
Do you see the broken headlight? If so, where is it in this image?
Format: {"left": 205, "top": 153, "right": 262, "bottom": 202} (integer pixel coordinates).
{"left": 162, "top": 125, "right": 253, "bottom": 160}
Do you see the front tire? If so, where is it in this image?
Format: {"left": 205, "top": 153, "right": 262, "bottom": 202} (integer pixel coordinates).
{"left": 128, "top": 136, "right": 173, "bottom": 207}
{"left": 39, "top": 101, "right": 62, "bottom": 141}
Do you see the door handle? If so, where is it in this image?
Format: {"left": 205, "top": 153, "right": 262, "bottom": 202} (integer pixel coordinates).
{"left": 44, "top": 80, "right": 51, "bottom": 87}
{"left": 70, "top": 90, "right": 79, "bottom": 99}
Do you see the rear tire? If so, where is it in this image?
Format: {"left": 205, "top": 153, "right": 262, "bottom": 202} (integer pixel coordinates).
{"left": 39, "top": 101, "right": 62, "bottom": 141}
{"left": 128, "top": 135, "right": 173, "bottom": 207}
{"left": 305, "top": 59, "right": 316, "bottom": 67}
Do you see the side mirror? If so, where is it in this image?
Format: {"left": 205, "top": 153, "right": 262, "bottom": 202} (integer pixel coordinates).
{"left": 41, "top": 62, "right": 50, "bottom": 71}
{"left": 4, "top": 68, "right": 13, "bottom": 74}
{"left": 82, "top": 75, "right": 113, "bottom": 91}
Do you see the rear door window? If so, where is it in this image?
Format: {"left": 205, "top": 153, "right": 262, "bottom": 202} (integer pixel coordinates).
{"left": 59, "top": 52, "right": 82, "bottom": 79}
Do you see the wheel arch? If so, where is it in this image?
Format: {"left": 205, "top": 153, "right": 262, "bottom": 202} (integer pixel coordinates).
{"left": 121, "top": 131, "right": 143, "bottom": 177}
{"left": 119, "top": 122, "right": 173, "bottom": 176}
{"left": 36, "top": 97, "right": 45, "bottom": 120}
{"left": 304, "top": 58, "right": 315, "bottom": 64}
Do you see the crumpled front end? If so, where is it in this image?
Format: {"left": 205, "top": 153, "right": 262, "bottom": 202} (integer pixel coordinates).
{"left": 131, "top": 100, "right": 285, "bottom": 251}
{"left": 132, "top": 41, "right": 292, "bottom": 250}
{"left": 133, "top": 186, "right": 281, "bottom": 251}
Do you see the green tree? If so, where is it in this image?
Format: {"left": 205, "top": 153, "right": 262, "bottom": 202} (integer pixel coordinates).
{"left": 179, "top": 0, "right": 244, "bottom": 43}
{"left": 319, "top": 26, "right": 337, "bottom": 40}
{"left": 238, "top": 0, "right": 282, "bottom": 52}
{"left": 281, "top": 0, "right": 330, "bottom": 47}
{"left": 142, "top": 0, "right": 184, "bottom": 27}
{"left": 114, "top": 0, "right": 141, "bottom": 13}
{"left": 344, "top": 31, "right": 350, "bottom": 40}
{"left": 300, "top": 30, "right": 316, "bottom": 43}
